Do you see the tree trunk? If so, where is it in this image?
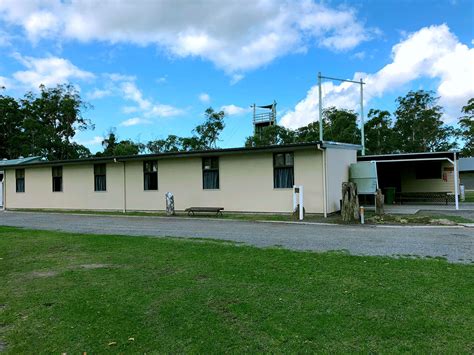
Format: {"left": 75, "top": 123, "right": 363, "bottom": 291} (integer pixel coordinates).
{"left": 341, "top": 182, "right": 360, "bottom": 223}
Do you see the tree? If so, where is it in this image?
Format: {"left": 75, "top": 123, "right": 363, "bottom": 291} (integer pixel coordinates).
{"left": 245, "top": 125, "right": 295, "bottom": 147}
{"left": 459, "top": 98, "right": 474, "bottom": 156}
{"left": 0, "top": 84, "right": 93, "bottom": 160}
{"left": 393, "top": 90, "right": 456, "bottom": 152}
{"left": 0, "top": 94, "right": 24, "bottom": 159}
{"left": 364, "top": 109, "right": 395, "bottom": 155}
{"left": 146, "top": 107, "right": 226, "bottom": 153}
{"left": 193, "top": 107, "right": 226, "bottom": 149}
{"left": 322, "top": 107, "right": 360, "bottom": 144}
{"left": 98, "top": 130, "right": 144, "bottom": 156}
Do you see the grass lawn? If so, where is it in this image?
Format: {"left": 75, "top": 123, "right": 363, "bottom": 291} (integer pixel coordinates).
{"left": 464, "top": 191, "right": 474, "bottom": 202}
{"left": 0, "top": 227, "right": 473, "bottom": 353}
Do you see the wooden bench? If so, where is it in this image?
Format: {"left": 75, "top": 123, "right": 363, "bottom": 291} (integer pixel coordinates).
{"left": 396, "top": 192, "right": 452, "bottom": 205}
{"left": 185, "top": 207, "right": 224, "bottom": 217}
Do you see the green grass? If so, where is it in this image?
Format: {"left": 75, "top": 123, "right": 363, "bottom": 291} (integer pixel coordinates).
{"left": 0, "top": 227, "right": 473, "bottom": 353}
{"left": 464, "top": 191, "right": 474, "bottom": 202}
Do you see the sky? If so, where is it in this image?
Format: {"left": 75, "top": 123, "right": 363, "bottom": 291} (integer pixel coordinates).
{"left": 0, "top": 0, "right": 473, "bottom": 152}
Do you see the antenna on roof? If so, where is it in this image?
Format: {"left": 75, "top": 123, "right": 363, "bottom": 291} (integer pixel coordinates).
{"left": 251, "top": 100, "right": 277, "bottom": 137}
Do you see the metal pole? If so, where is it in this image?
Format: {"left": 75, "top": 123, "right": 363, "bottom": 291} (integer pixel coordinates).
{"left": 360, "top": 78, "right": 365, "bottom": 155}
{"left": 318, "top": 72, "right": 323, "bottom": 142}
{"left": 454, "top": 152, "right": 459, "bottom": 210}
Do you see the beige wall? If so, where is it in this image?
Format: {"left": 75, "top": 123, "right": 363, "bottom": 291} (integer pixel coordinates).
{"left": 4, "top": 147, "right": 353, "bottom": 214}
{"left": 325, "top": 148, "right": 357, "bottom": 213}
{"left": 401, "top": 161, "right": 457, "bottom": 193}
{"left": 5, "top": 163, "right": 125, "bottom": 210}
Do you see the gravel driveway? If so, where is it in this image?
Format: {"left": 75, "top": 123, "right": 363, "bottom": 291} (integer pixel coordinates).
{"left": 1, "top": 211, "right": 473, "bottom": 263}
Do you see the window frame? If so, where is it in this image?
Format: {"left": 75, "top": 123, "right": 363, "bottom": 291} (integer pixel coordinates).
{"left": 143, "top": 160, "right": 158, "bottom": 191}
{"left": 15, "top": 168, "right": 25, "bottom": 193}
{"left": 202, "top": 157, "right": 219, "bottom": 190}
{"left": 273, "top": 152, "right": 295, "bottom": 189}
{"left": 94, "top": 163, "right": 107, "bottom": 192}
{"left": 52, "top": 166, "right": 63, "bottom": 192}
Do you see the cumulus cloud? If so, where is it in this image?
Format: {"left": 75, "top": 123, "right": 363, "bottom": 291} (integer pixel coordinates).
{"left": 73, "top": 135, "right": 103, "bottom": 146}
{"left": 221, "top": 104, "right": 251, "bottom": 116}
{"left": 198, "top": 92, "right": 211, "bottom": 103}
{"left": 281, "top": 24, "right": 474, "bottom": 128}
{"left": 87, "top": 88, "right": 112, "bottom": 100}
{"left": 0, "top": 0, "right": 376, "bottom": 74}
{"left": 120, "top": 117, "right": 151, "bottom": 127}
{"left": 11, "top": 54, "right": 94, "bottom": 88}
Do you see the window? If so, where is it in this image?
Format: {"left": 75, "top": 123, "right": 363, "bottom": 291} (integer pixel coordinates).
{"left": 52, "top": 166, "right": 63, "bottom": 192}
{"left": 94, "top": 164, "right": 107, "bottom": 191}
{"left": 144, "top": 161, "right": 158, "bottom": 190}
{"left": 202, "top": 157, "right": 219, "bottom": 189}
{"left": 274, "top": 152, "right": 294, "bottom": 188}
{"left": 415, "top": 161, "right": 441, "bottom": 179}
{"left": 16, "top": 169, "right": 25, "bottom": 193}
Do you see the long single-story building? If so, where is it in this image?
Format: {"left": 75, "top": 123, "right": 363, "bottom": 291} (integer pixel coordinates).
{"left": 0, "top": 142, "right": 360, "bottom": 215}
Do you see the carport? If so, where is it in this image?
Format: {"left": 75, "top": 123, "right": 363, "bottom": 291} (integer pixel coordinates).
{"left": 358, "top": 151, "right": 460, "bottom": 210}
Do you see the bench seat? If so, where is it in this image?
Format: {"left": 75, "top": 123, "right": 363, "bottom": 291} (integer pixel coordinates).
{"left": 185, "top": 207, "right": 224, "bottom": 216}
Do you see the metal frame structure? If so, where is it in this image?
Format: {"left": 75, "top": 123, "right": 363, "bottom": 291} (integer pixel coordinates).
{"left": 318, "top": 72, "right": 366, "bottom": 155}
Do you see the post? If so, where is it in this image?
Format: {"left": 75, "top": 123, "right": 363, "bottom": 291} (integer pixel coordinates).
{"left": 299, "top": 185, "right": 304, "bottom": 221}
{"left": 454, "top": 153, "right": 459, "bottom": 210}
{"left": 360, "top": 78, "right": 365, "bottom": 156}
{"left": 318, "top": 72, "right": 323, "bottom": 142}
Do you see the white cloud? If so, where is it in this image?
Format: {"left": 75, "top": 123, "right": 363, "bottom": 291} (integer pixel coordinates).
{"left": 198, "top": 92, "right": 210, "bottom": 103}
{"left": 74, "top": 135, "right": 103, "bottom": 146}
{"left": 11, "top": 54, "right": 94, "bottom": 88}
{"left": 120, "top": 117, "right": 151, "bottom": 127}
{"left": 221, "top": 104, "right": 251, "bottom": 116}
{"left": 281, "top": 24, "right": 474, "bottom": 128}
{"left": 0, "top": 0, "right": 376, "bottom": 73}
{"left": 87, "top": 88, "right": 112, "bottom": 100}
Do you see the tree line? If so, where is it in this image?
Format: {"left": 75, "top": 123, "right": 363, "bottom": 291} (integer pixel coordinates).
{"left": 0, "top": 85, "right": 472, "bottom": 161}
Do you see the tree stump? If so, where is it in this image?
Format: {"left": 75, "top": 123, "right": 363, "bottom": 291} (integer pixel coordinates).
{"left": 165, "top": 192, "right": 175, "bottom": 216}
{"left": 375, "top": 189, "right": 384, "bottom": 215}
{"left": 341, "top": 182, "right": 360, "bottom": 223}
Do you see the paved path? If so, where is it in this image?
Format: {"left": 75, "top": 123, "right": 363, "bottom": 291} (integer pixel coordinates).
{"left": 1, "top": 211, "right": 473, "bottom": 263}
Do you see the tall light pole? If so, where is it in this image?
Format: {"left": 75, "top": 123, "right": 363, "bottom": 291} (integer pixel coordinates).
{"left": 318, "top": 72, "right": 323, "bottom": 142}
{"left": 318, "top": 73, "right": 366, "bottom": 154}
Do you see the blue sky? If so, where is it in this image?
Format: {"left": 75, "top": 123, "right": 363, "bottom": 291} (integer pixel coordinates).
{"left": 0, "top": 0, "right": 473, "bottom": 152}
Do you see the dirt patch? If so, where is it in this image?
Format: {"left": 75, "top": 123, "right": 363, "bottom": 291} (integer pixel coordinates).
{"left": 79, "top": 263, "right": 110, "bottom": 269}
{"left": 30, "top": 271, "right": 58, "bottom": 278}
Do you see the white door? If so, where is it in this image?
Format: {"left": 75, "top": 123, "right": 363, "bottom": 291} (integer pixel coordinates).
{"left": 0, "top": 172, "right": 3, "bottom": 208}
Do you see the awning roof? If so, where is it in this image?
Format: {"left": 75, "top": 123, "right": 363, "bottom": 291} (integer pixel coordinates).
{"left": 358, "top": 151, "right": 458, "bottom": 162}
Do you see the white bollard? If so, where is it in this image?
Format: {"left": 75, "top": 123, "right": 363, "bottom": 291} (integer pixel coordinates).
{"left": 360, "top": 206, "right": 365, "bottom": 224}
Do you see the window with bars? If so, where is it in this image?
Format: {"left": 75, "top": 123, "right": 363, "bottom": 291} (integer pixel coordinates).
{"left": 94, "top": 164, "right": 107, "bottom": 191}
{"left": 52, "top": 166, "right": 63, "bottom": 192}
{"left": 144, "top": 161, "right": 158, "bottom": 190}
{"left": 202, "top": 157, "right": 219, "bottom": 189}
{"left": 16, "top": 169, "right": 25, "bottom": 193}
{"left": 273, "top": 152, "right": 294, "bottom": 188}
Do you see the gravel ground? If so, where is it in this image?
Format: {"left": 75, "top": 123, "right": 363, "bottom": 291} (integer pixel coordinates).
{"left": 1, "top": 211, "right": 473, "bottom": 263}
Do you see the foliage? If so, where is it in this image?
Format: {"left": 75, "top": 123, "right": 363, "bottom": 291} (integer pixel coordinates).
{"left": 245, "top": 108, "right": 359, "bottom": 147}
{"left": 0, "top": 84, "right": 93, "bottom": 160}
{"left": 97, "top": 130, "right": 145, "bottom": 157}
{"left": 393, "top": 90, "right": 456, "bottom": 152}
{"left": 458, "top": 98, "right": 474, "bottom": 156}
{"left": 0, "top": 226, "right": 472, "bottom": 353}
{"left": 364, "top": 109, "right": 395, "bottom": 155}
{"left": 245, "top": 125, "right": 295, "bottom": 147}
{"left": 147, "top": 107, "right": 226, "bottom": 153}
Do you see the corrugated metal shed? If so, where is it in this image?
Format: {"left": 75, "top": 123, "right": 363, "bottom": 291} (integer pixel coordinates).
{"left": 459, "top": 157, "right": 474, "bottom": 172}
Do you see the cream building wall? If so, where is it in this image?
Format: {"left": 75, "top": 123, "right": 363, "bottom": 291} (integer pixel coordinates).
{"left": 401, "top": 160, "right": 456, "bottom": 193}
{"left": 325, "top": 148, "right": 357, "bottom": 213}
{"left": 4, "top": 147, "right": 355, "bottom": 214}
